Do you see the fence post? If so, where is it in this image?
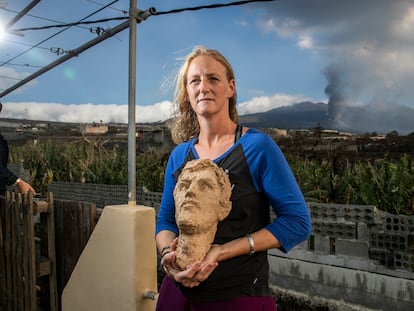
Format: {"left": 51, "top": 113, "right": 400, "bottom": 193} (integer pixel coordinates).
{"left": 0, "top": 192, "right": 58, "bottom": 311}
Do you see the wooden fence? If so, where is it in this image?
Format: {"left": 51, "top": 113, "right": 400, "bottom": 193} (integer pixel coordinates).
{"left": 0, "top": 191, "right": 58, "bottom": 311}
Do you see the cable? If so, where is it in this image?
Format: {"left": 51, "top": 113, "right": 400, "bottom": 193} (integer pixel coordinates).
{"left": 0, "top": 5, "right": 89, "bottom": 30}
{"left": 0, "top": 40, "right": 68, "bottom": 71}
{"left": 2, "top": 62, "right": 42, "bottom": 68}
{"left": 3, "top": 39, "right": 51, "bottom": 52}
{"left": 0, "top": 0, "right": 120, "bottom": 67}
{"left": 155, "top": 0, "right": 275, "bottom": 16}
{"left": 0, "top": 75, "right": 22, "bottom": 81}
{"left": 86, "top": 0, "right": 128, "bottom": 15}
{"left": 12, "top": 0, "right": 275, "bottom": 32}
{"left": 1, "top": 0, "right": 274, "bottom": 86}
{"left": 13, "top": 16, "right": 128, "bottom": 31}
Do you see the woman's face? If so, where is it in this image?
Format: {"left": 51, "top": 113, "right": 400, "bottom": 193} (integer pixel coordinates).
{"left": 186, "top": 55, "right": 235, "bottom": 119}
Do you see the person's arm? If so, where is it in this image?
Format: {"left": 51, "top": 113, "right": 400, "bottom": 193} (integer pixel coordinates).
{"left": 234, "top": 130, "right": 311, "bottom": 253}
{"left": 255, "top": 134, "right": 311, "bottom": 252}
{"left": 155, "top": 149, "right": 180, "bottom": 254}
{"left": 156, "top": 230, "right": 177, "bottom": 255}
{"left": 203, "top": 228, "right": 279, "bottom": 264}
{"left": 15, "top": 177, "right": 36, "bottom": 195}
{"left": 0, "top": 136, "right": 35, "bottom": 195}
{"left": 0, "top": 165, "right": 35, "bottom": 195}
{"left": 0, "top": 165, "right": 15, "bottom": 185}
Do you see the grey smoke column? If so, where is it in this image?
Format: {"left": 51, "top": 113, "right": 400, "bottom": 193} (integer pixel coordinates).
{"left": 324, "top": 65, "right": 345, "bottom": 121}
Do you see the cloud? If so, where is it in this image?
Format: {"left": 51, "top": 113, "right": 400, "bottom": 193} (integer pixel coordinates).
{"left": 0, "top": 67, "right": 36, "bottom": 93}
{"left": 1, "top": 94, "right": 309, "bottom": 123}
{"left": 259, "top": 0, "right": 414, "bottom": 108}
{"left": 237, "top": 93, "right": 311, "bottom": 115}
{"left": 1, "top": 100, "right": 174, "bottom": 123}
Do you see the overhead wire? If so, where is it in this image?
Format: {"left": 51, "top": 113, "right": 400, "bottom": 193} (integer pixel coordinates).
{"left": 2, "top": 0, "right": 273, "bottom": 70}
{"left": 13, "top": 16, "right": 128, "bottom": 31}
{"left": 0, "top": 75, "right": 22, "bottom": 81}
{"left": 3, "top": 38, "right": 52, "bottom": 52}
{"left": 0, "top": 0, "right": 120, "bottom": 67}
{"left": 86, "top": 0, "right": 128, "bottom": 15}
{"left": 2, "top": 62, "right": 42, "bottom": 68}
{"left": 0, "top": 5, "right": 90, "bottom": 30}
{"left": 11, "top": 0, "right": 275, "bottom": 32}
{"left": 154, "top": 0, "right": 275, "bottom": 16}
{"left": 0, "top": 0, "right": 275, "bottom": 90}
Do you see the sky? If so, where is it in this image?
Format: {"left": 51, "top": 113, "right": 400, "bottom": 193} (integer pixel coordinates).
{"left": 0, "top": 0, "right": 414, "bottom": 125}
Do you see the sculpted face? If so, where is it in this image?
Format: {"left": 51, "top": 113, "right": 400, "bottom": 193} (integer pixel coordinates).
{"left": 175, "top": 164, "right": 221, "bottom": 233}
{"left": 174, "top": 159, "right": 232, "bottom": 269}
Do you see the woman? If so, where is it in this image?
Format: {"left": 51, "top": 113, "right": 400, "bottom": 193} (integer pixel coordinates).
{"left": 155, "top": 46, "right": 311, "bottom": 310}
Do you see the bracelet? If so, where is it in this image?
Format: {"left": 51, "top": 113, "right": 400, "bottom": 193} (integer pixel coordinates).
{"left": 160, "top": 245, "right": 171, "bottom": 257}
{"left": 246, "top": 233, "right": 255, "bottom": 256}
{"left": 15, "top": 178, "right": 22, "bottom": 185}
{"left": 161, "top": 250, "right": 171, "bottom": 259}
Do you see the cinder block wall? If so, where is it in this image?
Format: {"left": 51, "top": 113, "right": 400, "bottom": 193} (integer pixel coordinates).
{"left": 268, "top": 202, "right": 414, "bottom": 310}
{"left": 49, "top": 182, "right": 414, "bottom": 310}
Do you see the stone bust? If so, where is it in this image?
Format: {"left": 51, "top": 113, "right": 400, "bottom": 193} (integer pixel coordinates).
{"left": 174, "top": 159, "right": 232, "bottom": 270}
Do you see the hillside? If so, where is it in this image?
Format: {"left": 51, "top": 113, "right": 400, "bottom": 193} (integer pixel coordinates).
{"left": 239, "top": 101, "right": 414, "bottom": 135}
{"left": 1, "top": 101, "right": 414, "bottom": 137}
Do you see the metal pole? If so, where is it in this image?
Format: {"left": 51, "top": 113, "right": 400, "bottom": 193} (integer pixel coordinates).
{"left": 127, "top": 0, "right": 137, "bottom": 205}
{"left": 5, "top": 0, "right": 41, "bottom": 30}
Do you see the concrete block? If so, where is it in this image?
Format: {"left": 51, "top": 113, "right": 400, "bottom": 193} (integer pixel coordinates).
{"left": 295, "top": 239, "right": 310, "bottom": 250}
{"left": 340, "top": 204, "right": 376, "bottom": 224}
{"left": 312, "top": 220, "right": 356, "bottom": 239}
{"left": 369, "top": 247, "right": 393, "bottom": 268}
{"left": 357, "top": 222, "right": 369, "bottom": 242}
{"left": 314, "top": 236, "right": 331, "bottom": 254}
{"left": 336, "top": 238, "right": 369, "bottom": 258}
{"left": 370, "top": 232, "right": 412, "bottom": 253}
{"left": 394, "top": 251, "right": 414, "bottom": 272}
{"left": 308, "top": 202, "right": 341, "bottom": 221}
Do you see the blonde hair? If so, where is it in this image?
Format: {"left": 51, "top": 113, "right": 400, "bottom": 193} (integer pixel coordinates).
{"left": 170, "top": 46, "right": 238, "bottom": 144}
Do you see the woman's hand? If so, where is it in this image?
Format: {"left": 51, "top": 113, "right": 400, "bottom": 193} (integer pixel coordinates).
{"left": 163, "top": 255, "right": 218, "bottom": 288}
{"left": 161, "top": 239, "right": 219, "bottom": 288}
{"left": 193, "top": 244, "right": 221, "bottom": 283}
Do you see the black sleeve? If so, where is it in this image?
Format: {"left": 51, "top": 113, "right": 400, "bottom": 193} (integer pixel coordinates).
{"left": 0, "top": 136, "right": 18, "bottom": 187}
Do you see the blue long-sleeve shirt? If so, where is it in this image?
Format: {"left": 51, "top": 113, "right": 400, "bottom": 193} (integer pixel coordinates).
{"left": 156, "top": 127, "right": 311, "bottom": 253}
{"left": 156, "top": 127, "right": 311, "bottom": 300}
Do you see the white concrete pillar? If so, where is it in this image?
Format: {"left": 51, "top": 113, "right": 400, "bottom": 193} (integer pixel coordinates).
{"left": 62, "top": 204, "right": 157, "bottom": 311}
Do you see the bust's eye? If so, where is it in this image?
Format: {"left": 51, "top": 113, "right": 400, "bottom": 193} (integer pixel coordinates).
{"left": 198, "top": 178, "right": 214, "bottom": 192}
{"left": 176, "top": 180, "right": 190, "bottom": 191}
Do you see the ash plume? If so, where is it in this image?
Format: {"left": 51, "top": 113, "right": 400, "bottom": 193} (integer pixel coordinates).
{"left": 324, "top": 66, "right": 345, "bottom": 121}
{"left": 260, "top": 0, "right": 414, "bottom": 133}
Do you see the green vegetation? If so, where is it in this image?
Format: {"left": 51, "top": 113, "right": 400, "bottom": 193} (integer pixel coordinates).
{"left": 9, "top": 138, "right": 166, "bottom": 195}
{"left": 9, "top": 137, "right": 414, "bottom": 215}
{"left": 289, "top": 154, "right": 414, "bottom": 215}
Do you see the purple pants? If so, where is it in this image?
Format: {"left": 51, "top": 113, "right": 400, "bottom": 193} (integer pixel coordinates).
{"left": 156, "top": 276, "right": 278, "bottom": 311}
